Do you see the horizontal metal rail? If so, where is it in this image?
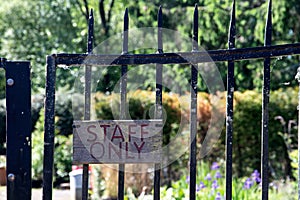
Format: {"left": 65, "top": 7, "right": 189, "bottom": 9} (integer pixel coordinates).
{"left": 54, "top": 42, "right": 300, "bottom": 66}
{"left": 43, "top": 1, "right": 299, "bottom": 200}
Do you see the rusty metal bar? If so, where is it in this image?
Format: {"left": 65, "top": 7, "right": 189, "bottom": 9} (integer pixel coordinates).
{"left": 261, "top": 1, "right": 272, "bottom": 199}
{"left": 154, "top": 6, "right": 163, "bottom": 200}
{"left": 82, "top": 9, "right": 94, "bottom": 200}
{"left": 118, "top": 8, "right": 129, "bottom": 200}
{"left": 53, "top": 42, "right": 300, "bottom": 66}
{"left": 189, "top": 4, "right": 198, "bottom": 200}
{"left": 225, "top": 1, "right": 235, "bottom": 199}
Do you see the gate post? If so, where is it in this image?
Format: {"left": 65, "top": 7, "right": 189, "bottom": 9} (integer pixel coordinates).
{"left": 42, "top": 55, "right": 56, "bottom": 200}
{"left": 1, "top": 59, "right": 32, "bottom": 200}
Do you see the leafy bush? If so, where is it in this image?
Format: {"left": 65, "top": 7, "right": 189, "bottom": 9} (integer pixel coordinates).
{"left": 32, "top": 109, "right": 44, "bottom": 182}
{"left": 228, "top": 88, "right": 298, "bottom": 179}
{"left": 159, "top": 161, "right": 264, "bottom": 200}
{"left": 32, "top": 97, "right": 73, "bottom": 186}
{"left": 157, "top": 162, "right": 296, "bottom": 200}
{"left": 30, "top": 87, "right": 299, "bottom": 192}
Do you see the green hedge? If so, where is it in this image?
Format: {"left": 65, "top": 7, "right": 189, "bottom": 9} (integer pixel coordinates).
{"left": 31, "top": 93, "right": 74, "bottom": 186}
{"left": 230, "top": 88, "right": 298, "bottom": 179}
{"left": 27, "top": 87, "right": 299, "bottom": 186}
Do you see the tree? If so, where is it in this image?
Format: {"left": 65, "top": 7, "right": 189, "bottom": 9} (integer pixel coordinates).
{"left": 1, "top": 0, "right": 299, "bottom": 94}
{"left": 0, "top": 0, "right": 86, "bottom": 93}
{"left": 73, "top": 0, "right": 300, "bottom": 92}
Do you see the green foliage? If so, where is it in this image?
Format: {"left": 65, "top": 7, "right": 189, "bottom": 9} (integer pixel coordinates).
{"left": 93, "top": 90, "right": 183, "bottom": 147}
{"left": 90, "top": 165, "right": 106, "bottom": 200}
{"left": 54, "top": 134, "right": 73, "bottom": 182}
{"left": 32, "top": 109, "right": 46, "bottom": 181}
{"left": 25, "top": 85, "right": 300, "bottom": 189}
{"left": 289, "top": 149, "right": 298, "bottom": 182}
{"left": 225, "top": 88, "right": 298, "bottom": 179}
{"left": 32, "top": 105, "right": 73, "bottom": 185}
{"left": 84, "top": 0, "right": 300, "bottom": 92}
{"left": 0, "top": 100, "right": 6, "bottom": 151}
{"left": 0, "top": 0, "right": 85, "bottom": 93}
{"left": 1, "top": 0, "right": 298, "bottom": 95}
{"left": 125, "top": 161, "right": 297, "bottom": 199}
{"left": 0, "top": 70, "right": 5, "bottom": 99}
{"left": 98, "top": 162, "right": 296, "bottom": 200}
{"left": 55, "top": 93, "right": 74, "bottom": 136}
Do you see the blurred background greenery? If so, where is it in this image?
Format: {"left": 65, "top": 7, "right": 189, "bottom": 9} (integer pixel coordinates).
{"left": 0, "top": 0, "right": 300, "bottom": 199}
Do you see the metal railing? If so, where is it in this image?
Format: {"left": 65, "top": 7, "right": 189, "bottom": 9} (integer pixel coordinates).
{"left": 0, "top": 58, "right": 31, "bottom": 200}
{"left": 42, "top": 0, "right": 300, "bottom": 199}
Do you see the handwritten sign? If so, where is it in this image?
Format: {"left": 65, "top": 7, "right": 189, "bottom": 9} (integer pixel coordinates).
{"left": 73, "top": 120, "right": 163, "bottom": 164}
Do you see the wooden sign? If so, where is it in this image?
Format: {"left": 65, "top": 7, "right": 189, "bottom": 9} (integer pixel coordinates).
{"left": 73, "top": 120, "right": 163, "bottom": 164}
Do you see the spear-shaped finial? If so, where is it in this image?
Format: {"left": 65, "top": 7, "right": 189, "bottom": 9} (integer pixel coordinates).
{"left": 122, "top": 8, "right": 129, "bottom": 54}
{"left": 192, "top": 4, "right": 199, "bottom": 51}
{"left": 228, "top": 0, "right": 236, "bottom": 49}
{"left": 87, "top": 9, "right": 94, "bottom": 53}
{"left": 264, "top": 0, "right": 272, "bottom": 46}
{"left": 157, "top": 6, "right": 163, "bottom": 53}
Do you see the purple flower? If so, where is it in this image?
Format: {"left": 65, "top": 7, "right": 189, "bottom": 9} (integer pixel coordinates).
{"left": 212, "top": 180, "right": 219, "bottom": 190}
{"left": 243, "top": 178, "right": 253, "bottom": 189}
{"left": 196, "top": 182, "right": 206, "bottom": 192}
{"left": 198, "top": 182, "right": 206, "bottom": 190}
{"left": 251, "top": 170, "right": 261, "bottom": 183}
{"left": 215, "top": 192, "right": 222, "bottom": 200}
{"left": 205, "top": 173, "right": 212, "bottom": 181}
{"left": 215, "top": 171, "right": 222, "bottom": 179}
{"left": 211, "top": 162, "right": 220, "bottom": 170}
{"left": 186, "top": 175, "right": 190, "bottom": 183}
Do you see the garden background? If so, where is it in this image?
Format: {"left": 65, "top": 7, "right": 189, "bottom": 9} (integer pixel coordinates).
{"left": 0, "top": 0, "right": 300, "bottom": 199}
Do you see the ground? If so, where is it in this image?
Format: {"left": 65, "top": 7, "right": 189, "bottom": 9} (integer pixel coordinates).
{"left": 0, "top": 187, "right": 70, "bottom": 200}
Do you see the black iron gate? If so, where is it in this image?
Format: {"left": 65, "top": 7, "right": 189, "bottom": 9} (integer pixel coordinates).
{"left": 38, "top": 0, "right": 300, "bottom": 200}
{"left": 1, "top": 58, "right": 31, "bottom": 200}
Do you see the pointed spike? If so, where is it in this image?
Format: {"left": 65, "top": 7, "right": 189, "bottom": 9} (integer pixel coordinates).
{"left": 228, "top": 0, "right": 236, "bottom": 49}
{"left": 194, "top": 3, "right": 198, "bottom": 15}
{"left": 264, "top": 0, "right": 272, "bottom": 46}
{"left": 89, "top": 8, "right": 94, "bottom": 18}
{"left": 158, "top": 6, "right": 163, "bottom": 28}
{"left": 124, "top": 8, "right": 129, "bottom": 31}
{"left": 87, "top": 8, "right": 94, "bottom": 53}
{"left": 122, "top": 8, "right": 129, "bottom": 54}
{"left": 157, "top": 6, "right": 163, "bottom": 53}
{"left": 123, "top": 8, "right": 129, "bottom": 33}
{"left": 192, "top": 4, "right": 199, "bottom": 51}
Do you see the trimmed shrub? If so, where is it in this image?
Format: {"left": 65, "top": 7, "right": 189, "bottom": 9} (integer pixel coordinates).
{"left": 32, "top": 92, "right": 74, "bottom": 186}
{"left": 221, "top": 88, "right": 298, "bottom": 179}
{"left": 30, "top": 87, "right": 299, "bottom": 193}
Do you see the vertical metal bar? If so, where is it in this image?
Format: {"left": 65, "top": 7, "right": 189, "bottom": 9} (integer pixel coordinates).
{"left": 43, "top": 56, "right": 56, "bottom": 200}
{"left": 225, "top": 1, "right": 235, "bottom": 200}
{"left": 118, "top": 8, "right": 128, "bottom": 200}
{"left": 82, "top": 9, "right": 94, "bottom": 200}
{"left": 154, "top": 6, "right": 163, "bottom": 200}
{"left": 5, "top": 61, "right": 31, "bottom": 200}
{"left": 262, "top": 1, "right": 272, "bottom": 199}
{"left": 297, "top": 67, "right": 300, "bottom": 200}
{"left": 189, "top": 4, "right": 198, "bottom": 200}
{"left": 87, "top": 9, "right": 94, "bottom": 54}
{"left": 0, "top": 58, "right": 5, "bottom": 68}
